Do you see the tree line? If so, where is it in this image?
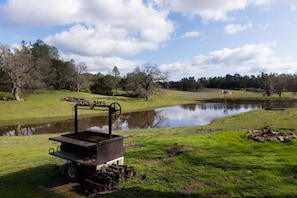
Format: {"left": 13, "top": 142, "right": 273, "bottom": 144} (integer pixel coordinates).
{"left": 0, "top": 40, "right": 167, "bottom": 101}
{"left": 1, "top": 39, "right": 297, "bottom": 101}
{"left": 168, "top": 73, "right": 297, "bottom": 97}
{"left": 0, "top": 40, "right": 92, "bottom": 100}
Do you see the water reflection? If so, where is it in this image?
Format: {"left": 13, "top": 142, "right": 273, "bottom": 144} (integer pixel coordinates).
{"left": 1, "top": 100, "right": 296, "bottom": 136}
{"left": 160, "top": 102, "right": 260, "bottom": 127}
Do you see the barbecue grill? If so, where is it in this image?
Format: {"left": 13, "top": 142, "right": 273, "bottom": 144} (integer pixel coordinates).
{"left": 49, "top": 100, "right": 124, "bottom": 181}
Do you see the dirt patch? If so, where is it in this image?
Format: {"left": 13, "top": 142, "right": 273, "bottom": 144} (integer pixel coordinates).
{"left": 38, "top": 165, "right": 138, "bottom": 197}
{"left": 193, "top": 128, "right": 224, "bottom": 134}
{"left": 166, "top": 145, "right": 193, "bottom": 157}
{"left": 124, "top": 143, "right": 145, "bottom": 149}
{"left": 37, "top": 176, "right": 81, "bottom": 198}
{"left": 145, "top": 159, "right": 160, "bottom": 164}
{"left": 236, "top": 179, "right": 256, "bottom": 185}
{"left": 182, "top": 180, "right": 202, "bottom": 195}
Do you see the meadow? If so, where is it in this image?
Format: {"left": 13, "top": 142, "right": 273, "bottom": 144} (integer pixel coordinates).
{"left": 0, "top": 89, "right": 297, "bottom": 197}
{"left": 0, "top": 89, "right": 210, "bottom": 126}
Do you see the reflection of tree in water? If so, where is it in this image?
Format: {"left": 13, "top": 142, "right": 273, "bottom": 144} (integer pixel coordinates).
{"left": 152, "top": 110, "right": 167, "bottom": 128}
{"left": 1, "top": 124, "right": 35, "bottom": 136}
{"left": 118, "top": 110, "right": 166, "bottom": 129}
{"left": 0, "top": 110, "right": 166, "bottom": 135}
{"left": 4, "top": 100, "right": 295, "bottom": 136}
{"left": 198, "top": 103, "right": 226, "bottom": 110}
{"left": 121, "top": 110, "right": 156, "bottom": 129}
{"left": 180, "top": 104, "right": 197, "bottom": 111}
{"left": 1, "top": 118, "right": 85, "bottom": 136}
{"left": 260, "top": 100, "right": 297, "bottom": 108}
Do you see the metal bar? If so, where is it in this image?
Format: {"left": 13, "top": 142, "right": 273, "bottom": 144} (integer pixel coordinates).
{"left": 74, "top": 104, "right": 78, "bottom": 133}
{"left": 49, "top": 135, "right": 97, "bottom": 148}
{"left": 73, "top": 101, "right": 120, "bottom": 137}
{"left": 108, "top": 106, "right": 112, "bottom": 139}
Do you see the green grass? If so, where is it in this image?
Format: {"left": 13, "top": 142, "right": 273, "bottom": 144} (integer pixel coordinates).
{"left": 0, "top": 88, "right": 231, "bottom": 126}
{"left": 115, "top": 123, "right": 297, "bottom": 197}
{"left": 0, "top": 135, "right": 61, "bottom": 197}
{"left": 210, "top": 107, "right": 297, "bottom": 129}
{"left": 1, "top": 88, "right": 289, "bottom": 126}
{"left": 1, "top": 124, "right": 297, "bottom": 197}
{"left": 1, "top": 89, "right": 297, "bottom": 197}
{"left": 0, "top": 89, "right": 207, "bottom": 126}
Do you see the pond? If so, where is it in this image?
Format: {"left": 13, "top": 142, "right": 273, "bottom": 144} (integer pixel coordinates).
{"left": 1, "top": 100, "right": 296, "bottom": 136}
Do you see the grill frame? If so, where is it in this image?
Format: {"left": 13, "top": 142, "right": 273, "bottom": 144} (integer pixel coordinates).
{"left": 49, "top": 101, "right": 124, "bottom": 167}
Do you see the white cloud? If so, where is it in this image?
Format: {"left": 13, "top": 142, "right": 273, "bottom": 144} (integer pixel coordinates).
{"left": 158, "top": 0, "right": 249, "bottom": 21}
{"left": 2, "top": 0, "right": 297, "bottom": 80}
{"left": 195, "top": 41, "right": 297, "bottom": 74}
{"left": 2, "top": 0, "right": 175, "bottom": 57}
{"left": 153, "top": 0, "right": 295, "bottom": 22}
{"left": 160, "top": 42, "right": 297, "bottom": 79}
{"left": 290, "top": 3, "right": 296, "bottom": 11}
{"left": 159, "top": 62, "right": 203, "bottom": 80}
{"left": 1, "top": 0, "right": 82, "bottom": 26}
{"left": 225, "top": 22, "right": 253, "bottom": 34}
{"left": 45, "top": 24, "right": 160, "bottom": 57}
{"left": 182, "top": 31, "right": 201, "bottom": 38}
{"left": 62, "top": 53, "right": 144, "bottom": 76}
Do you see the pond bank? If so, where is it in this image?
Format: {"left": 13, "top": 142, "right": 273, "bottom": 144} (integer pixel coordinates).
{"left": 1, "top": 101, "right": 263, "bottom": 136}
{"left": 1, "top": 89, "right": 296, "bottom": 127}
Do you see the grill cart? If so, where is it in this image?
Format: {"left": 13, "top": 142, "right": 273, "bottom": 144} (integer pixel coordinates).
{"left": 49, "top": 100, "right": 124, "bottom": 182}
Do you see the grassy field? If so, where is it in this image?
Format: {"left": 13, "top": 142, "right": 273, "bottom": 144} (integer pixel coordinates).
{"left": 1, "top": 89, "right": 297, "bottom": 197}
{"left": 1, "top": 88, "right": 294, "bottom": 126}
{"left": 0, "top": 89, "right": 216, "bottom": 126}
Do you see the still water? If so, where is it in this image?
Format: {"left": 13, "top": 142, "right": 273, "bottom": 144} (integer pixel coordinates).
{"left": 1, "top": 100, "right": 296, "bottom": 136}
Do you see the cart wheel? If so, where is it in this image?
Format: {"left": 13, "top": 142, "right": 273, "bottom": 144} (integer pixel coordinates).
{"left": 110, "top": 102, "right": 121, "bottom": 120}
{"left": 65, "top": 162, "right": 79, "bottom": 182}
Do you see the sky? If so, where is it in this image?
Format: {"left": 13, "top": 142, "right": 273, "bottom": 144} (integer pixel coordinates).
{"left": 0, "top": 0, "right": 297, "bottom": 81}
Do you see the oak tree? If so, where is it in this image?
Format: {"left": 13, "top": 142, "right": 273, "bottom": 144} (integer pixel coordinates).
{"left": 0, "top": 42, "right": 36, "bottom": 100}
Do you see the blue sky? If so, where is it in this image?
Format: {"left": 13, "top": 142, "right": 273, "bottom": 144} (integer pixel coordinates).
{"left": 1, "top": 0, "right": 297, "bottom": 80}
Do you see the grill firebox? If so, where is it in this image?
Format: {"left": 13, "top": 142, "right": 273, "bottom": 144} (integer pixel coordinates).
{"left": 49, "top": 100, "right": 124, "bottom": 176}
{"left": 49, "top": 131, "right": 124, "bottom": 166}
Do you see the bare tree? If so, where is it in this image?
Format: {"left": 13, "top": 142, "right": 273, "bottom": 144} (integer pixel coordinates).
{"left": 111, "top": 65, "right": 120, "bottom": 78}
{"left": 111, "top": 66, "right": 120, "bottom": 95}
{"left": 0, "top": 42, "right": 36, "bottom": 100}
{"left": 74, "top": 61, "right": 88, "bottom": 92}
{"left": 126, "top": 64, "right": 168, "bottom": 100}
{"left": 260, "top": 72, "right": 273, "bottom": 96}
{"left": 271, "top": 73, "right": 287, "bottom": 97}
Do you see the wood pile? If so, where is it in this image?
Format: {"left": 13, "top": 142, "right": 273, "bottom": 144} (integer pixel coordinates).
{"left": 80, "top": 165, "right": 136, "bottom": 194}
{"left": 60, "top": 97, "right": 85, "bottom": 103}
{"left": 247, "top": 126, "right": 296, "bottom": 142}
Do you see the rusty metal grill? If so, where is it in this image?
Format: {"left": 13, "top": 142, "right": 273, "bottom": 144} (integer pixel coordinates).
{"left": 49, "top": 100, "right": 124, "bottom": 167}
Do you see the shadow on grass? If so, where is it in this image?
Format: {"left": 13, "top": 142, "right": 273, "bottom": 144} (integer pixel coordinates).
{"left": 2, "top": 140, "right": 297, "bottom": 198}
{"left": 0, "top": 163, "right": 207, "bottom": 198}
{"left": 0, "top": 164, "right": 82, "bottom": 198}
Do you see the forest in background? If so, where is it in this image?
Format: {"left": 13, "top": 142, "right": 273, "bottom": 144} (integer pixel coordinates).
{"left": 1, "top": 40, "right": 297, "bottom": 101}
